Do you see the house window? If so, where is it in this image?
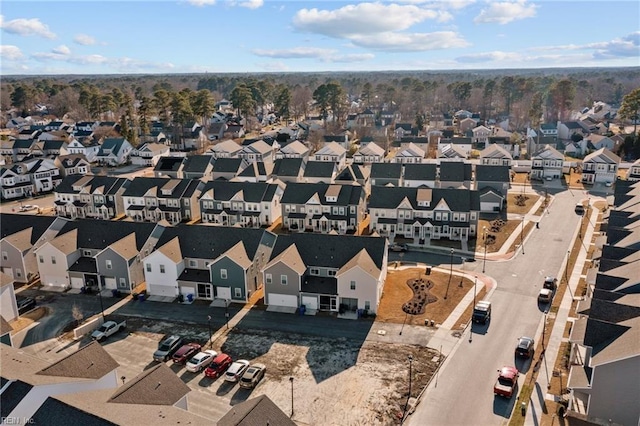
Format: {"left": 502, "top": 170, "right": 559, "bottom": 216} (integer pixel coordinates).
{"left": 189, "top": 260, "right": 197, "bottom": 267}
{"left": 39, "top": 255, "right": 44, "bottom": 263}
{"left": 1, "top": 251, "right": 7, "bottom": 261}
{"left": 119, "top": 278, "right": 126, "bottom": 286}
{"left": 310, "top": 268, "right": 319, "bottom": 275}
{"left": 266, "top": 273, "right": 272, "bottom": 284}
{"left": 221, "top": 269, "right": 227, "bottom": 279}
{"left": 15, "top": 269, "right": 22, "bottom": 278}
{"left": 51, "top": 256, "right": 57, "bottom": 265}
{"left": 281, "top": 275, "right": 287, "bottom": 285}
{"left": 328, "top": 270, "right": 336, "bottom": 276}
{"left": 350, "top": 281, "right": 356, "bottom": 290}
{"left": 106, "top": 260, "right": 112, "bottom": 269}
{"left": 83, "top": 250, "right": 91, "bottom": 256}
{"left": 365, "top": 301, "right": 371, "bottom": 311}
{"left": 234, "top": 288, "right": 242, "bottom": 298}
{"left": 146, "top": 263, "right": 152, "bottom": 272}
{"left": 159, "top": 264, "right": 165, "bottom": 273}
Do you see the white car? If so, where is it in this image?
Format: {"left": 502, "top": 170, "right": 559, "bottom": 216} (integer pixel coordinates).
{"left": 224, "top": 359, "right": 250, "bottom": 382}
{"left": 19, "top": 204, "right": 39, "bottom": 212}
{"left": 185, "top": 350, "right": 218, "bottom": 373}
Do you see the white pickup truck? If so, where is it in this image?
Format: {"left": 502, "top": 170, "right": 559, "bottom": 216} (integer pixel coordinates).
{"left": 91, "top": 320, "right": 126, "bottom": 341}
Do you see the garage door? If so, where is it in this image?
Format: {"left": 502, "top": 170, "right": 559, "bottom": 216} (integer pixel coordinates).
{"left": 480, "top": 202, "right": 500, "bottom": 212}
{"left": 104, "top": 277, "right": 116, "bottom": 289}
{"left": 70, "top": 277, "right": 84, "bottom": 289}
{"left": 301, "top": 295, "right": 318, "bottom": 310}
{"left": 216, "top": 286, "right": 231, "bottom": 300}
{"left": 149, "top": 283, "right": 176, "bottom": 297}
{"left": 268, "top": 293, "right": 298, "bottom": 308}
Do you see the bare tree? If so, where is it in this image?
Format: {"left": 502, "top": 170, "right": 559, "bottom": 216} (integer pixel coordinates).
{"left": 72, "top": 304, "right": 84, "bottom": 327}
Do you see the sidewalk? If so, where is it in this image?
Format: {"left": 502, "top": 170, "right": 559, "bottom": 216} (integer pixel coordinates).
{"left": 524, "top": 201, "right": 599, "bottom": 426}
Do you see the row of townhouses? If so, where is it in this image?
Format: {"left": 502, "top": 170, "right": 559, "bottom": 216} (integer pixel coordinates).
{"left": 0, "top": 214, "right": 387, "bottom": 316}
{"left": 565, "top": 179, "right": 640, "bottom": 426}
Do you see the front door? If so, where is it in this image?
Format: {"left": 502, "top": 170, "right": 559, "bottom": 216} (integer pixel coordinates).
{"left": 197, "top": 283, "right": 212, "bottom": 299}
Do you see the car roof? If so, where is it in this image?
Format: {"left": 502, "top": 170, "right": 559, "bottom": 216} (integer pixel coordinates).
{"left": 475, "top": 300, "right": 491, "bottom": 308}
{"left": 499, "top": 366, "right": 518, "bottom": 378}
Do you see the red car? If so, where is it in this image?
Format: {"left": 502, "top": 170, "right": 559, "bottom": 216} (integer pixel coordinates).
{"left": 204, "top": 353, "right": 233, "bottom": 379}
{"left": 171, "top": 343, "right": 202, "bottom": 364}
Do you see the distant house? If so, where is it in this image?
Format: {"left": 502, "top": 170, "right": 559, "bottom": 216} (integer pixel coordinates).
{"left": 54, "top": 175, "right": 129, "bottom": 220}
{"left": 403, "top": 163, "right": 437, "bottom": 188}
{"left": 66, "top": 138, "right": 100, "bottom": 163}
{"left": 274, "top": 140, "right": 310, "bottom": 160}
{"left": 439, "top": 161, "right": 472, "bottom": 189}
{"left": 335, "top": 164, "right": 370, "bottom": 193}
{"left": 54, "top": 154, "right": 91, "bottom": 177}
{"left": 627, "top": 158, "right": 640, "bottom": 181}
{"left": 558, "top": 121, "right": 588, "bottom": 141}
{"left": 584, "top": 134, "right": 616, "bottom": 151}
{"left": 581, "top": 148, "right": 620, "bottom": 185}
{"left": 323, "top": 134, "right": 350, "bottom": 150}
{"left": 479, "top": 144, "right": 512, "bottom": 167}
{"left": 438, "top": 137, "right": 472, "bottom": 158}
{"left": 353, "top": 142, "right": 385, "bottom": 164}
{"left": 207, "top": 139, "right": 242, "bottom": 160}
{"left": 211, "top": 158, "right": 247, "bottom": 181}
{"left": 238, "top": 140, "right": 274, "bottom": 163}
{"left": 180, "top": 155, "right": 215, "bottom": 180}
{"left": 531, "top": 145, "right": 564, "bottom": 180}
{"left": 474, "top": 165, "right": 510, "bottom": 211}
{"left": 472, "top": 125, "right": 492, "bottom": 146}
{"left": 95, "top": 138, "right": 133, "bottom": 166}
{"left": 438, "top": 143, "right": 467, "bottom": 160}
{"left": 153, "top": 156, "right": 185, "bottom": 179}
{"left": 313, "top": 142, "right": 347, "bottom": 170}
{"left": 370, "top": 163, "right": 403, "bottom": 187}
{"left": 271, "top": 158, "right": 306, "bottom": 183}
{"left": 130, "top": 142, "right": 170, "bottom": 166}
{"left": 392, "top": 142, "right": 425, "bottom": 164}
{"left": 303, "top": 161, "right": 337, "bottom": 184}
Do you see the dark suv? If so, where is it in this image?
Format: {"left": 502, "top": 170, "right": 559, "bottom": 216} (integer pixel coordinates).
{"left": 472, "top": 301, "right": 492, "bottom": 324}
{"left": 543, "top": 276, "right": 557, "bottom": 291}
{"left": 153, "top": 335, "right": 184, "bottom": 362}
{"left": 515, "top": 336, "right": 535, "bottom": 358}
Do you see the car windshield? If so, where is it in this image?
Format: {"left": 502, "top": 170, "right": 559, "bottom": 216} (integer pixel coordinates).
{"left": 97, "top": 325, "right": 108, "bottom": 332}
{"left": 240, "top": 377, "right": 251, "bottom": 383}
{"left": 498, "top": 376, "right": 514, "bottom": 386}
{"left": 187, "top": 357, "right": 198, "bottom": 364}
{"left": 159, "top": 343, "right": 171, "bottom": 351}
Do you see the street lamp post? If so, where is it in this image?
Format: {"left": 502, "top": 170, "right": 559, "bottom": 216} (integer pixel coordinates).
{"left": 289, "top": 376, "right": 294, "bottom": 418}
{"left": 97, "top": 290, "right": 105, "bottom": 321}
{"left": 402, "top": 355, "right": 414, "bottom": 421}
{"left": 564, "top": 250, "right": 570, "bottom": 285}
{"left": 444, "top": 248, "right": 454, "bottom": 300}
{"left": 207, "top": 315, "right": 212, "bottom": 348}
{"left": 224, "top": 300, "right": 230, "bottom": 330}
{"left": 470, "top": 276, "right": 477, "bottom": 343}
{"left": 521, "top": 216, "right": 525, "bottom": 255}
{"left": 482, "top": 227, "right": 488, "bottom": 274}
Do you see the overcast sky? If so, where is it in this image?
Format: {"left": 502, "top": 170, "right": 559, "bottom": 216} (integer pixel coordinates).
{"left": 1, "top": 0, "right": 639, "bottom": 75}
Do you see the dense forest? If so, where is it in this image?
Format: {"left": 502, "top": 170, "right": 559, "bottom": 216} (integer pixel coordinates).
{"left": 2, "top": 68, "right": 639, "bottom": 144}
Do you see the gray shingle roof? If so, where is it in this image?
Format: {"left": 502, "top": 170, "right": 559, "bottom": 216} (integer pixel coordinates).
{"left": 36, "top": 341, "right": 119, "bottom": 380}
{"left": 0, "top": 213, "right": 58, "bottom": 244}
{"left": 181, "top": 154, "right": 214, "bottom": 173}
{"left": 281, "top": 183, "right": 363, "bottom": 206}
{"left": 370, "top": 162, "right": 402, "bottom": 179}
{"left": 213, "top": 158, "right": 244, "bottom": 173}
{"left": 475, "top": 165, "right": 510, "bottom": 182}
{"left": 272, "top": 158, "right": 304, "bottom": 177}
{"left": 218, "top": 395, "right": 295, "bottom": 426}
{"left": 439, "top": 162, "right": 472, "bottom": 182}
{"left": 57, "top": 219, "right": 158, "bottom": 251}
{"left": 153, "top": 156, "right": 184, "bottom": 172}
{"left": 303, "top": 161, "right": 335, "bottom": 177}
{"left": 31, "top": 398, "right": 117, "bottom": 426}
{"left": 369, "top": 186, "right": 480, "bottom": 212}
{"left": 404, "top": 163, "right": 437, "bottom": 180}
{"left": 108, "top": 363, "right": 189, "bottom": 406}
{"left": 201, "top": 180, "right": 279, "bottom": 203}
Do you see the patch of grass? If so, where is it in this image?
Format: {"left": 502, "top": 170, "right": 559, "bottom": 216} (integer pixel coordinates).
{"left": 507, "top": 193, "right": 540, "bottom": 216}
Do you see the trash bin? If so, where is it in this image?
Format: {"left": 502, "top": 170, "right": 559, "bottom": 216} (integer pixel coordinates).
{"left": 357, "top": 309, "right": 364, "bottom": 318}
{"left": 299, "top": 305, "right": 306, "bottom": 316}
{"left": 112, "top": 289, "right": 119, "bottom": 297}
{"left": 138, "top": 293, "right": 145, "bottom": 302}
{"left": 186, "top": 294, "right": 193, "bottom": 303}
{"left": 426, "top": 267, "right": 431, "bottom": 275}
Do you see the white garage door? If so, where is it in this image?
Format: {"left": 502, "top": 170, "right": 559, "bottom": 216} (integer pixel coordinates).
{"left": 71, "top": 277, "right": 84, "bottom": 289}
{"left": 150, "top": 283, "right": 176, "bottom": 297}
{"left": 480, "top": 201, "right": 500, "bottom": 212}
{"left": 268, "top": 293, "right": 298, "bottom": 308}
{"left": 301, "top": 295, "right": 318, "bottom": 310}
{"left": 216, "top": 287, "right": 231, "bottom": 300}
{"left": 104, "top": 277, "right": 117, "bottom": 289}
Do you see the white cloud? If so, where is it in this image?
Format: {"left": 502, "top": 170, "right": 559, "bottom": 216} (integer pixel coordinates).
{"left": 252, "top": 47, "right": 336, "bottom": 59}
{"left": 528, "top": 32, "right": 640, "bottom": 60}
{"left": 350, "top": 31, "right": 470, "bottom": 51}
{"left": 293, "top": 3, "right": 451, "bottom": 38}
{"left": 397, "top": 0, "right": 475, "bottom": 9}
{"left": 455, "top": 50, "right": 522, "bottom": 63}
{"left": 474, "top": 0, "right": 537, "bottom": 25}
{"left": 238, "top": 0, "right": 263, "bottom": 9}
{"left": 74, "top": 34, "right": 96, "bottom": 45}
{"left": 0, "top": 15, "right": 56, "bottom": 39}
{"left": 258, "top": 61, "right": 289, "bottom": 72}
{"left": 188, "top": 0, "right": 216, "bottom": 6}
{"left": 327, "top": 53, "right": 375, "bottom": 63}
{"left": 52, "top": 45, "right": 71, "bottom": 55}
{"left": 0, "top": 45, "right": 24, "bottom": 60}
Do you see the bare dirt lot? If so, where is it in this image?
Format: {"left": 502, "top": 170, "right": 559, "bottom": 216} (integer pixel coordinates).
{"left": 123, "top": 317, "right": 441, "bottom": 426}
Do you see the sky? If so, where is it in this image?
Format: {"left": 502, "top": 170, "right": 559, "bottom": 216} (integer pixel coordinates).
{"left": 1, "top": 0, "right": 639, "bottom": 75}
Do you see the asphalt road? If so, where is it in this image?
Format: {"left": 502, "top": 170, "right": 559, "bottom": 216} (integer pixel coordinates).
{"left": 407, "top": 189, "right": 584, "bottom": 426}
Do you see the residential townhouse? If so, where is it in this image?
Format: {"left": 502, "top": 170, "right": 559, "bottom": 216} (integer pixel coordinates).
{"left": 471, "top": 125, "right": 492, "bottom": 146}
{"left": 558, "top": 121, "right": 588, "bottom": 141}
{"left": 581, "top": 148, "right": 620, "bottom": 185}
{"left": 54, "top": 175, "right": 129, "bottom": 220}
{"left": 0, "top": 214, "right": 67, "bottom": 284}
{"left": 584, "top": 134, "right": 616, "bottom": 152}
{"left": 95, "top": 138, "right": 133, "bottom": 166}
{"left": 130, "top": 142, "right": 170, "bottom": 166}
{"left": 335, "top": 164, "right": 371, "bottom": 194}
{"left": 0, "top": 163, "right": 35, "bottom": 200}
{"left": 274, "top": 140, "right": 310, "bottom": 160}
{"left": 353, "top": 142, "right": 385, "bottom": 164}
{"left": 180, "top": 154, "right": 215, "bottom": 180}
{"left": 238, "top": 139, "right": 274, "bottom": 163}
{"left": 312, "top": 142, "right": 347, "bottom": 170}
{"left": 234, "top": 161, "right": 272, "bottom": 183}
{"left": 368, "top": 186, "right": 480, "bottom": 244}
{"left": 531, "top": 144, "right": 564, "bottom": 180}
{"left": 474, "top": 165, "right": 510, "bottom": 212}
{"left": 153, "top": 156, "right": 185, "bottom": 178}
{"left": 66, "top": 138, "right": 100, "bottom": 162}
{"left": 280, "top": 183, "right": 365, "bottom": 235}
{"left": 211, "top": 158, "right": 248, "bottom": 181}
{"left": 12, "top": 139, "right": 37, "bottom": 162}
{"left": 323, "top": 134, "right": 350, "bottom": 151}
{"left": 207, "top": 139, "right": 243, "bottom": 160}
{"left": 392, "top": 142, "right": 425, "bottom": 164}
{"left": 303, "top": 161, "right": 337, "bottom": 184}
{"left": 122, "top": 177, "right": 203, "bottom": 224}
{"left": 627, "top": 158, "right": 640, "bottom": 181}
{"left": 262, "top": 233, "right": 387, "bottom": 315}
{"left": 479, "top": 144, "right": 513, "bottom": 167}
{"left": 438, "top": 143, "right": 467, "bottom": 160}
{"left": 370, "top": 162, "right": 403, "bottom": 187}
{"left": 39, "top": 219, "right": 162, "bottom": 292}
{"left": 271, "top": 158, "right": 306, "bottom": 183}
{"left": 439, "top": 161, "right": 472, "bottom": 189}
{"left": 1, "top": 273, "right": 18, "bottom": 322}
{"left": 24, "top": 158, "right": 62, "bottom": 194}
{"left": 403, "top": 163, "right": 437, "bottom": 188}
{"left": 53, "top": 154, "right": 91, "bottom": 177}
{"left": 144, "top": 225, "right": 274, "bottom": 303}
{"left": 199, "top": 180, "right": 283, "bottom": 228}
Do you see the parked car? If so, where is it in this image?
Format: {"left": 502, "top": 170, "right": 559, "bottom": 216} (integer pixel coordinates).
{"left": 543, "top": 276, "right": 557, "bottom": 291}
{"left": 19, "top": 204, "right": 38, "bottom": 212}
{"left": 574, "top": 203, "right": 585, "bottom": 215}
{"left": 515, "top": 336, "right": 535, "bottom": 358}
{"left": 224, "top": 359, "right": 250, "bottom": 383}
{"left": 153, "top": 335, "right": 184, "bottom": 362}
{"left": 172, "top": 343, "right": 202, "bottom": 364}
{"left": 494, "top": 366, "right": 519, "bottom": 398}
{"left": 390, "top": 243, "right": 408, "bottom": 252}
{"left": 538, "top": 288, "right": 553, "bottom": 304}
{"left": 239, "top": 363, "right": 267, "bottom": 389}
{"left": 91, "top": 320, "right": 126, "bottom": 341}
{"left": 16, "top": 296, "right": 37, "bottom": 315}
{"left": 204, "top": 353, "right": 233, "bottom": 379}
{"left": 186, "top": 350, "right": 218, "bottom": 373}
{"left": 472, "top": 300, "right": 492, "bottom": 324}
